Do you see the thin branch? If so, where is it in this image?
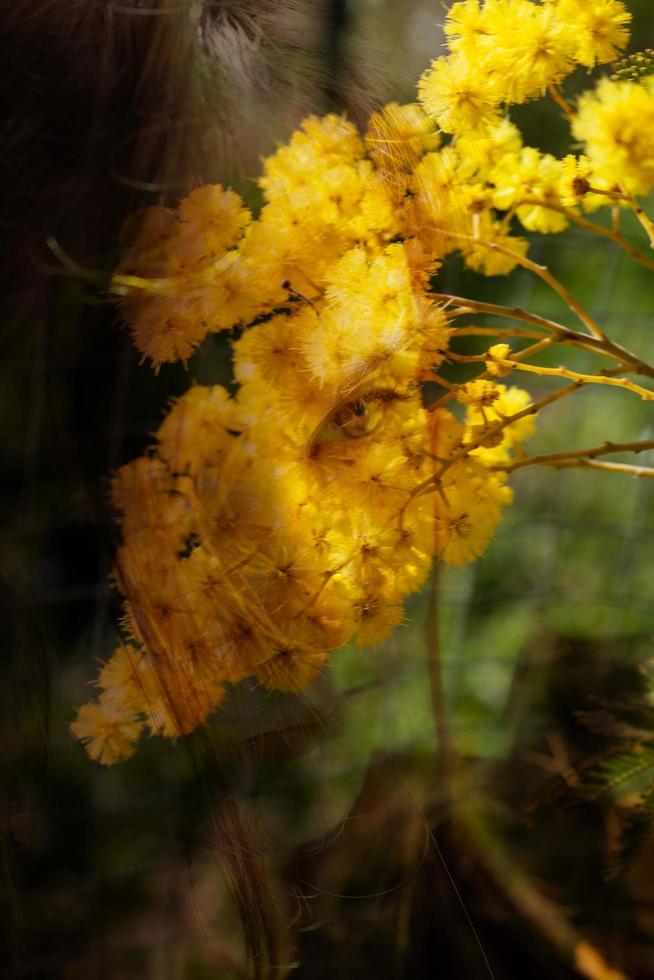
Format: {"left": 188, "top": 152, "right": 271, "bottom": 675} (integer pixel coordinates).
{"left": 452, "top": 325, "right": 544, "bottom": 340}
{"left": 414, "top": 383, "right": 586, "bottom": 502}
{"left": 512, "top": 197, "right": 654, "bottom": 273}
{"left": 548, "top": 83, "right": 576, "bottom": 119}
{"left": 554, "top": 459, "right": 654, "bottom": 479}
{"left": 491, "top": 356, "right": 654, "bottom": 401}
{"left": 490, "top": 438, "right": 654, "bottom": 475}
{"left": 441, "top": 294, "right": 654, "bottom": 381}
{"left": 619, "top": 185, "right": 654, "bottom": 248}
{"left": 441, "top": 230, "right": 606, "bottom": 340}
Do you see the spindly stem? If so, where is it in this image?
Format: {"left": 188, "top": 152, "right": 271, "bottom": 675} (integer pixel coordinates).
{"left": 414, "top": 383, "right": 586, "bottom": 502}
{"left": 489, "top": 356, "right": 654, "bottom": 401}
{"left": 442, "top": 295, "right": 654, "bottom": 380}
{"left": 548, "top": 83, "right": 576, "bottom": 119}
{"left": 558, "top": 459, "right": 654, "bottom": 478}
{"left": 440, "top": 230, "right": 606, "bottom": 341}
{"left": 619, "top": 185, "right": 654, "bottom": 248}
{"left": 513, "top": 197, "right": 654, "bottom": 274}
{"left": 452, "top": 325, "right": 544, "bottom": 340}
{"left": 490, "top": 438, "right": 654, "bottom": 475}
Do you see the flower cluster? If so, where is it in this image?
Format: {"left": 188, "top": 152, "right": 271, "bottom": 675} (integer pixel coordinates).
{"left": 416, "top": 0, "right": 654, "bottom": 217}
{"left": 72, "top": 109, "right": 537, "bottom": 764}
{"left": 419, "top": 0, "right": 631, "bottom": 131}
{"left": 72, "top": 0, "right": 654, "bottom": 764}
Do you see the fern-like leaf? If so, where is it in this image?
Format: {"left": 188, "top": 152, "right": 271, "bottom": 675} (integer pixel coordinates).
{"left": 605, "top": 784, "right": 654, "bottom": 880}
{"left": 578, "top": 744, "right": 654, "bottom": 802}
{"left": 611, "top": 49, "right": 654, "bottom": 82}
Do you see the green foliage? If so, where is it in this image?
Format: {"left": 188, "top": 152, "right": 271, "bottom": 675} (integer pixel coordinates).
{"left": 611, "top": 48, "right": 654, "bottom": 81}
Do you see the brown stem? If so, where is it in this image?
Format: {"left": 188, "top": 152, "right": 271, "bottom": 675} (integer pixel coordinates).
{"left": 548, "top": 83, "right": 576, "bottom": 119}
{"left": 490, "top": 438, "right": 654, "bottom": 475}
{"left": 441, "top": 295, "right": 654, "bottom": 380}
{"left": 513, "top": 197, "right": 654, "bottom": 273}
{"left": 440, "top": 230, "right": 606, "bottom": 340}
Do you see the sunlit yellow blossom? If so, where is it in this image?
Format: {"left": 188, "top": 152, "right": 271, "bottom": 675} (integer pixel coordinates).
{"left": 457, "top": 379, "right": 502, "bottom": 409}
{"left": 573, "top": 77, "right": 654, "bottom": 196}
{"left": 485, "top": 343, "right": 514, "bottom": 376}
{"left": 365, "top": 102, "right": 439, "bottom": 199}
{"left": 444, "top": 1, "right": 489, "bottom": 53}
{"left": 462, "top": 215, "right": 529, "bottom": 276}
{"left": 491, "top": 148, "right": 567, "bottom": 233}
{"left": 176, "top": 184, "right": 250, "bottom": 269}
{"left": 483, "top": 1, "right": 577, "bottom": 104}
{"left": 156, "top": 385, "right": 239, "bottom": 475}
{"left": 466, "top": 384, "right": 535, "bottom": 464}
{"left": 434, "top": 461, "right": 503, "bottom": 565}
{"left": 456, "top": 118, "right": 523, "bottom": 181}
{"left": 558, "top": 154, "right": 593, "bottom": 208}
{"left": 553, "top": 0, "right": 631, "bottom": 67}
{"left": 255, "top": 621, "right": 329, "bottom": 693}
{"left": 418, "top": 55, "right": 502, "bottom": 135}
{"left": 352, "top": 588, "right": 405, "bottom": 646}
{"left": 70, "top": 695, "right": 144, "bottom": 765}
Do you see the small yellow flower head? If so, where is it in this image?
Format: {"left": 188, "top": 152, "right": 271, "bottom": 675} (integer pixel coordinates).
{"left": 484, "top": 1, "right": 577, "bottom": 104}
{"left": 558, "top": 155, "right": 593, "bottom": 208}
{"left": 491, "top": 147, "right": 568, "bottom": 233}
{"left": 552, "top": 0, "right": 631, "bottom": 67}
{"left": 456, "top": 379, "right": 501, "bottom": 408}
{"left": 365, "top": 102, "right": 440, "bottom": 199}
{"left": 156, "top": 384, "right": 240, "bottom": 475}
{"left": 70, "top": 694, "right": 144, "bottom": 766}
{"left": 443, "top": 1, "right": 488, "bottom": 54}
{"left": 465, "top": 383, "right": 535, "bottom": 464}
{"left": 418, "top": 55, "right": 502, "bottom": 135}
{"left": 433, "top": 457, "right": 503, "bottom": 565}
{"left": 573, "top": 77, "right": 654, "bottom": 196}
{"left": 462, "top": 215, "right": 529, "bottom": 277}
{"left": 485, "top": 343, "right": 514, "bottom": 376}
{"left": 254, "top": 621, "right": 329, "bottom": 693}
{"left": 456, "top": 119, "right": 524, "bottom": 182}
{"left": 176, "top": 185, "right": 250, "bottom": 267}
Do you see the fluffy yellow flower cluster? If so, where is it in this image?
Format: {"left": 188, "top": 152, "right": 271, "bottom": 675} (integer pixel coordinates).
{"left": 72, "top": 0, "right": 654, "bottom": 765}
{"left": 416, "top": 0, "right": 654, "bottom": 223}
{"left": 574, "top": 76, "right": 654, "bottom": 196}
{"left": 419, "top": 0, "right": 631, "bottom": 132}
{"left": 72, "top": 108, "right": 538, "bottom": 764}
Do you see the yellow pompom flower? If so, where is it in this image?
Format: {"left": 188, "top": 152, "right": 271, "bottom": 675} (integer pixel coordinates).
{"left": 456, "top": 118, "right": 524, "bottom": 183}
{"left": 433, "top": 460, "right": 504, "bottom": 565}
{"left": 418, "top": 55, "right": 502, "bottom": 135}
{"left": 444, "top": 0, "right": 491, "bottom": 53}
{"left": 462, "top": 215, "right": 529, "bottom": 277}
{"left": 482, "top": 0, "right": 578, "bottom": 104}
{"left": 176, "top": 185, "right": 250, "bottom": 270}
{"left": 552, "top": 0, "right": 631, "bottom": 67}
{"left": 573, "top": 77, "right": 654, "bottom": 196}
{"left": 485, "top": 343, "right": 514, "bottom": 376}
{"left": 491, "top": 147, "right": 567, "bottom": 233}
{"left": 156, "top": 385, "right": 239, "bottom": 476}
{"left": 70, "top": 694, "right": 144, "bottom": 766}
{"left": 465, "top": 384, "right": 535, "bottom": 464}
{"left": 365, "top": 102, "right": 440, "bottom": 200}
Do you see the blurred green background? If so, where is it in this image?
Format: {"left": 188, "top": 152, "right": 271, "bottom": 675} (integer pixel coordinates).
{"left": 3, "top": 2, "right": 654, "bottom": 978}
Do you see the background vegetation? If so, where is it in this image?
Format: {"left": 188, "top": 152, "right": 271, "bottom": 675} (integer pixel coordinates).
{"left": 3, "top": 2, "right": 654, "bottom": 977}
